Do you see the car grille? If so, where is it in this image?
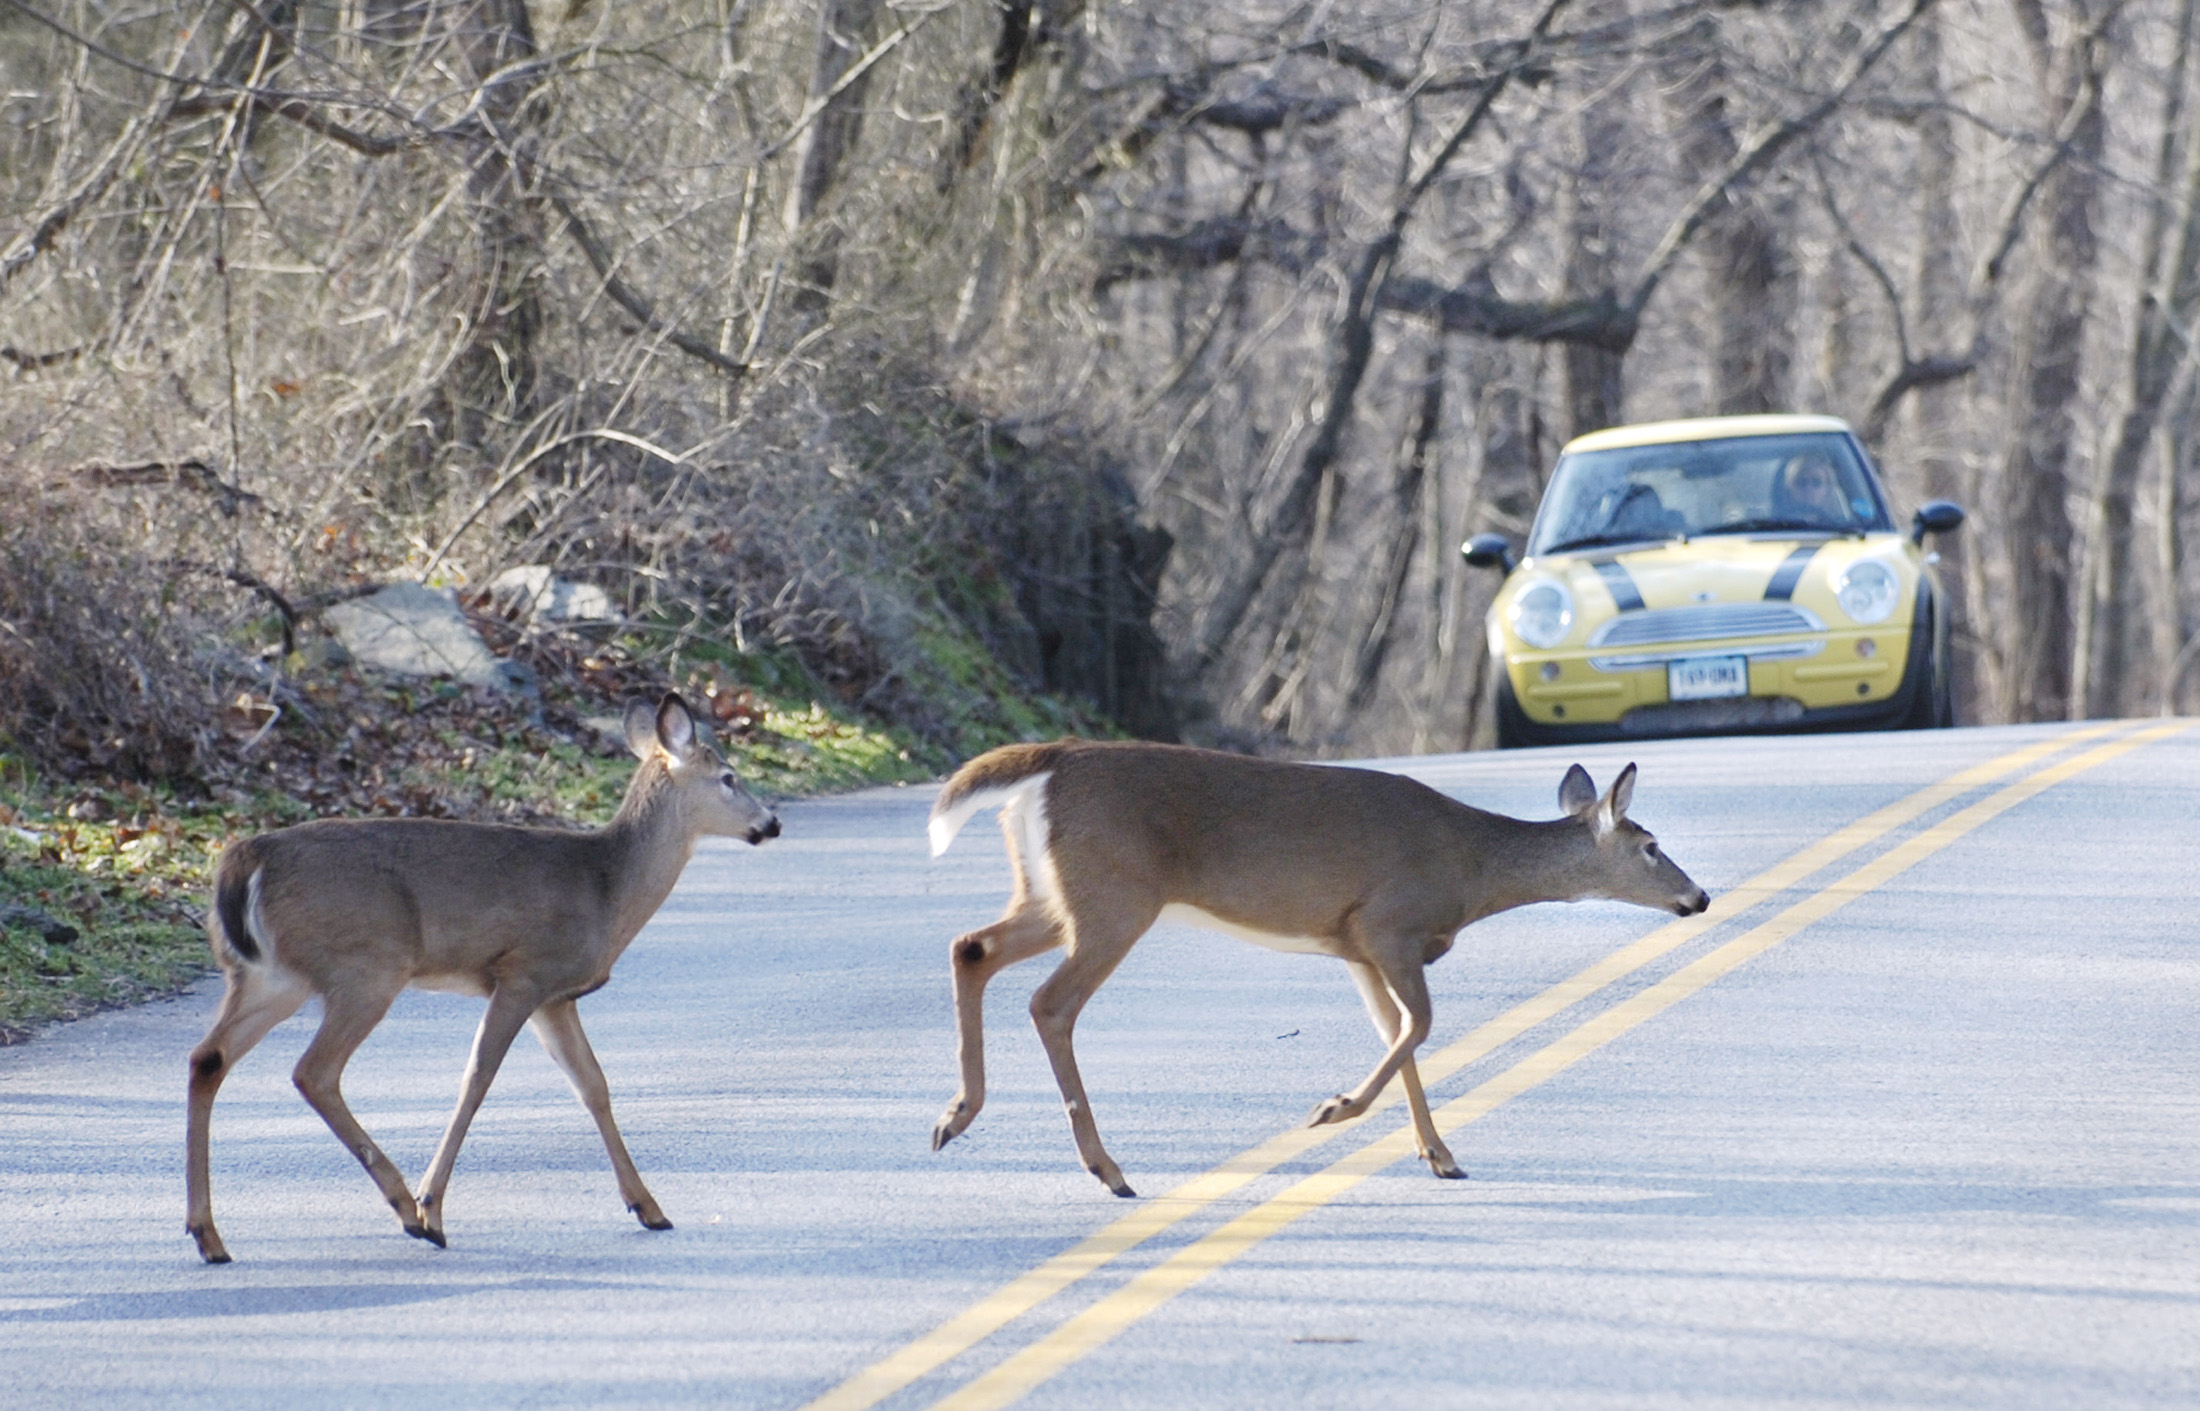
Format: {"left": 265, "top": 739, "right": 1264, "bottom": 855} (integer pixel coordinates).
{"left": 1586, "top": 602, "right": 1825, "bottom": 671}
{"left": 1589, "top": 603, "right": 1822, "bottom": 648}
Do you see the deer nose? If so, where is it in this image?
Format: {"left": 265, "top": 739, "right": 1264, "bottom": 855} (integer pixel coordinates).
{"left": 1676, "top": 888, "right": 1710, "bottom": 916}
{"left": 749, "top": 816, "right": 781, "bottom": 845}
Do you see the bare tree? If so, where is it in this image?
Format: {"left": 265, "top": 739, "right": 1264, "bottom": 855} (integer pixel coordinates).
{"left": 783, "top": 0, "right": 885, "bottom": 316}
{"left": 2076, "top": 0, "right": 2200, "bottom": 716}
{"left": 1995, "top": 0, "right": 2110, "bottom": 722}
{"left": 1658, "top": 12, "right": 1798, "bottom": 414}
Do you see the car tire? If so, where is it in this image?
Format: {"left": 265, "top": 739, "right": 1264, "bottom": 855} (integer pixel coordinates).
{"left": 1929, "top": 637, "right": 1956, "bottom": 728}
{"left": 1901, "top": 595, "right": 1951, "bottom": 730}
{"left": 1493, "top": 667, "right": 1535, "bottom": 749}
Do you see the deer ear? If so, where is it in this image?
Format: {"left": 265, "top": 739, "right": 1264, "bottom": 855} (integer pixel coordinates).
{"left": 655, "top": 693, "right": 698, "bottom": 758}
{"left": 1558, "top": 764, "right": 1597, "bottom": 815}
{"left": 623, "top": 698, "right": 661, "bottom": 760}
{"left": 1606, "top": 762, "right": 1637, "bottom": 821}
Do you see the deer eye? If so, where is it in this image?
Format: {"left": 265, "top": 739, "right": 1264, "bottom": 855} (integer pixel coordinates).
{"left": 1643, "top": 840, "right": 1660, "bottom": 859}
{"left": 719, "top": 772, "right": 737, "bottom": 790}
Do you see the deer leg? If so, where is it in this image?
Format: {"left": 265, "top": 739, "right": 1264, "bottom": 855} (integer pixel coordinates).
{"left": 933, "top": 904, "right": 1065, "bottom": 1151}
{"left": 185, "top": 964, "right": 311, "bottom": 1263}
{"left": 289, "top": 976, "right": 423, "bottom": 1242}
{"left": 1028, "top": 914, "right": 1150, "bottom": 1198}
{"left": 1308, "top": 955, "right": 1432, "bottom": 1133}
{"left": 530, "top": 998, "right": 670, "bottom": 1231}
{"left": 414, "top": 982, "right": 539, "bottom": 1246}
{"left": 1343, "top": 960, "right": 1462, "bottom": 1179}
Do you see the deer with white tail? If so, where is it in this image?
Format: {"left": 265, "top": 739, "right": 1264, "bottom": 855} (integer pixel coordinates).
{"left": 185, "top": 693, "right": 778, "bottom": 1263}
{"left": 926, "top": 741, "right": 1708, "bottom": 1196}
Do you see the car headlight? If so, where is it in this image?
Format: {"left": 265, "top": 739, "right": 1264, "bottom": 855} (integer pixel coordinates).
{"left": 1835, "top": 560, "right": 1899, "bottom": 624}
{"left": 1509, "top": 579, "right": 1574, "bottom": 648}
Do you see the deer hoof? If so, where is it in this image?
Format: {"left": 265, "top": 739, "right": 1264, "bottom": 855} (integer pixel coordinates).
{"left": 1428, "top": 1156, "right": 1467, "bottom": 1180}
{"left": 1306, "top": 1095, "right": 1360, "bottom": 1127}
{"left": 931, "top": 1103, "right": 972, "bottom": 1151}
{"left": 633, "top": 1205, "right": 674, "bottom": 1232}
{"left": 188, "top": 1224, "right": 231, "bottom": 1265}
{"left": 1089, "top": 1166, "right": 1136, "bottom": 1199}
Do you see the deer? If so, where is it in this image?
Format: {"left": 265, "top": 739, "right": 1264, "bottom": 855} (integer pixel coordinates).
{"left": 184, "top": 693, "right": 779, "bottom": 1264}
{"left": 925, "top": 741, "right": 1708, "bottom": 1196}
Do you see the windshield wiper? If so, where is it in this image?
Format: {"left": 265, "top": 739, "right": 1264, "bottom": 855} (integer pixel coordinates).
{"left": 1703, "top": 518, "right": 1860, "bottom": 537}
{"left": 1538, "top": 530, "right": 1685, "bottom": 555}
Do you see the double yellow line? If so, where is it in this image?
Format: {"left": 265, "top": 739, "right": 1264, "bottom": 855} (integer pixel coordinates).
{"left": 806, "top": 720, "right": 2186, "bottom": 1411}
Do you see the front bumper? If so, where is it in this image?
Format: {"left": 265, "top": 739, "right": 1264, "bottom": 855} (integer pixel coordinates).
{"left": 1496, "top": 625, "right": 1920, "bottom": 743}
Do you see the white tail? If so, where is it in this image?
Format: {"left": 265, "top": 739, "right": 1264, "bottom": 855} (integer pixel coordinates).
{"left": 184, "top": 693, "right": 778, "bottom": 1263}
{"left": 926, "top": 741, "right": 1708, "bottom": 1196}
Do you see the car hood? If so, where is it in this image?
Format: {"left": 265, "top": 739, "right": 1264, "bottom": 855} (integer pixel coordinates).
{"left": 1533, "top": 534, "right": 1905, "bottom": 609}
{"left": 1490, "top": 532, "right": 1923, "bottom": 652}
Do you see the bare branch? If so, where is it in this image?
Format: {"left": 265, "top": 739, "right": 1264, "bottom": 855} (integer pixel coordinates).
{"left": 51, "top": 459, "right": 263, "bottom": 516}
{"left": 545, "top": 193, "right": 751, "bottom": 379}
{"left": 0, "top": 39, "right": 186, "bottom": 295}
{"left": 169, "top": 92, "right": 417, "bottom": 156}
{"left": 420, "top": 428, "right": 698, "bottom": 582}
{"left": 1626, "top": 0, "right": 1941, "bottom": 320}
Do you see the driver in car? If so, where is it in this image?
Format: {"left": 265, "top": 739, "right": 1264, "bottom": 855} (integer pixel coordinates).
{"left": 1773, "top": 453, "right": 1850, "bottom": 528}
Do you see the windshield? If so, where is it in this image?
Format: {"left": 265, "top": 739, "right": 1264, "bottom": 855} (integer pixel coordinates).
{"left": 1527, "top": 431, "right": 1893, "bottom": 556}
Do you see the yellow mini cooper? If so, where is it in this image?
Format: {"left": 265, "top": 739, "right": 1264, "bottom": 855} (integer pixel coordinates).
{"left": 1464, "top": 414, "right": 1965, "bottom": 748}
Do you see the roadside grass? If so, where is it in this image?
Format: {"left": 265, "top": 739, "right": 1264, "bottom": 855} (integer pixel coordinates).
{"left": 0, "top": 782, "right": 222, "bottom": 1043}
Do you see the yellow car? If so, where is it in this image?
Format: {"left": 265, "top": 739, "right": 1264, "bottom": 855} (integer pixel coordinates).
{"left": 1464, "top": 414, "right": 1965, "bottom": 748}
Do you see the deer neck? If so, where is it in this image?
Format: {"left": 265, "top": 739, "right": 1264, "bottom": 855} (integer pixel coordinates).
{"left": 597, "top": 765, "right": 703, "bottom": 949}
{"left": 1464, "top": 813, "right": 1603, "bottom": 921}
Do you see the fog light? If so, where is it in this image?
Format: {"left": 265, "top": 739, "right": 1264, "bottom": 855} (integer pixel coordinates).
{"left": 1856, "top": 638, "right": 1877, "bottom": 658}
{"left": 1539, "top": 661, "right": 1561, "bottom": 682}
{"left": 1553, "top": 704, "right": 1567, "bottom": 718}
{"left": 1856, "top": 682, "right": 1870, "bottom": 696}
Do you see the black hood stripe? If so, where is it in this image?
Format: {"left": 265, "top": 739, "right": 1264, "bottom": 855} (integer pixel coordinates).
{"left": 1763, "top": 544, "right": 1821, "bottom": 601}
{"left": 1590, "top": 558, "right": 1646, "bottom": 612}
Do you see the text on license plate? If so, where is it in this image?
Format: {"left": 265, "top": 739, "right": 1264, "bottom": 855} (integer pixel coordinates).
{"left": 1669, "top": 655, "right": 1748, "bottom": 701}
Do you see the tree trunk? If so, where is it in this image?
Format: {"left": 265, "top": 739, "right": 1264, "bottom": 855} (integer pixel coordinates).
{"left": 450, "top": 0, "right": 548, "bottom": 450}
{"left": 1660, "top": 16, "right": 1795, "bottom": 415}
{"left": 942, "top": 2, "right": 1060, "bottom": 182}
{"left": 1347, "top": 336, "right": 1448, "bottom": 711}
{"left": 1192, "top": 228, "right": 1397, "bottom": 673}
{"left": 1562, "top": 6, "right": 1631, "bottom": 439}
{"left": 2076, "top": 0, "right": 2198, "bottom": 717}
{"left": 1906, "top": 11, "right": 1983, "bottom": 722}
{"left": 1999, "top": 10, "right": 2104, "bottom": 722}
{"left": 2156, "top": 395, "right": 2192, "bottom": 711}
{"left": 783, "top": 0, "right": 885, "bottom": 318}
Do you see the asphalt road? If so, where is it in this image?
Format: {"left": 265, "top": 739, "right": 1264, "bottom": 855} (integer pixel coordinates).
{"left": 2, "top": 721, "right": 2196, "bottom": 1408}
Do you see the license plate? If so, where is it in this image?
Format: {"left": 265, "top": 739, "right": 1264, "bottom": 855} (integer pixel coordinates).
{"left": 1669, "top": 655, "right": 1748, "bottom": 701}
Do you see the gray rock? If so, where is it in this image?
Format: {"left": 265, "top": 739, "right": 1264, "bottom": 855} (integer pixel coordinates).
{"left": 323, "top": 582, "right": 521, "bottom": 692}
{"left": 488, "top": 566, "right": 618, "bottom": 626}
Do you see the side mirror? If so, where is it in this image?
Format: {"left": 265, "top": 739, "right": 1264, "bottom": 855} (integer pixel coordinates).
{"left": 1911, "top": 500, "right": 1965, "bottom": 545}
{"left": 1462, "top": 533, "right": 1516, "bottom": 573}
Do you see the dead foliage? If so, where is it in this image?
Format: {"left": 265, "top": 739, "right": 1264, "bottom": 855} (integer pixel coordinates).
{"left": 0, "top": 514, "right": 222, "bottom": 780}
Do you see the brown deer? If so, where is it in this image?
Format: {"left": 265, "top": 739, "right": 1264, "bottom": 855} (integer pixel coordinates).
{"left": 185, "top": 693, "right": 778, "bottom": 1263}
{"left": 926, "top": 742, "right": 1708, "bottom": 1196}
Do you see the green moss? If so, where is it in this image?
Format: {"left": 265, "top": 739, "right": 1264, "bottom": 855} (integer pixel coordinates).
{"left": 395, "top": 731, "right": 640, "bottom": 827}
{"left": 0, "top": 784, "right": 217, "bottom": 1041}
{"left": 733, "top": 701, "right": 935, "bottom": 796}
{"left": 903, "top": 620, "right": 1095, "bottom": 758}
{"left": 675, "top": 636, "right": 820, "bottom": 701}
